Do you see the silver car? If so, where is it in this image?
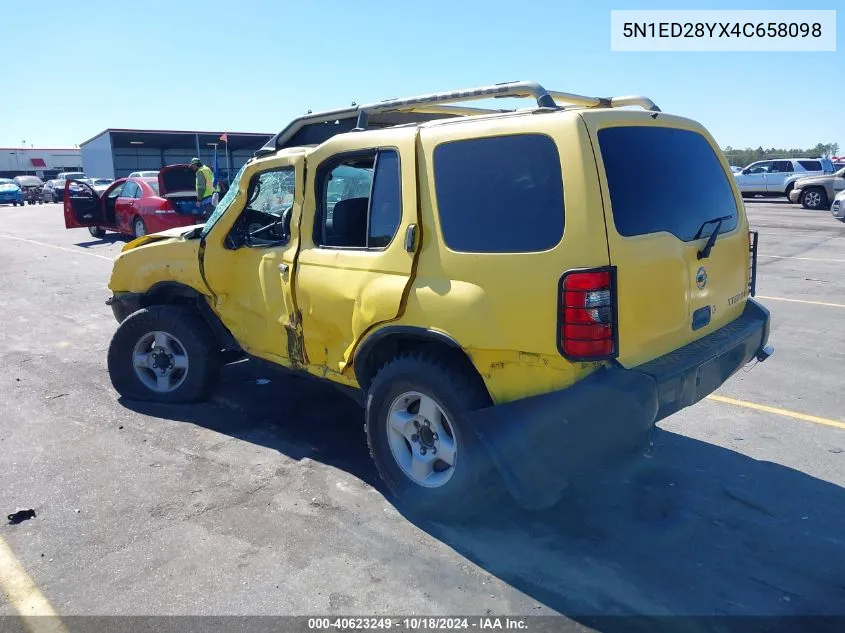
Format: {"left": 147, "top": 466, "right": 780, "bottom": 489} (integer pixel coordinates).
{"left": 830, "top": 189, "right": 845, "bottom": 222}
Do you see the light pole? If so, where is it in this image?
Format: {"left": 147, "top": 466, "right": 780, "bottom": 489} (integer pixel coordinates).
{"left": 21, "top": 140, "right": 27, "bottom": 175}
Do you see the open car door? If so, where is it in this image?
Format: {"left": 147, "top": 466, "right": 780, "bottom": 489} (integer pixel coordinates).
{"left": 63, "top": 179, "right": 105, "bottom": 229}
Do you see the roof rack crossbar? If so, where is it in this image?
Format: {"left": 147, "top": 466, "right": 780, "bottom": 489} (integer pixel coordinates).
{"left": 261, "top": 81, "right": 661, "bottom": 154}
{"left": 354, "top": 80, "right": 558, "bottom": 130}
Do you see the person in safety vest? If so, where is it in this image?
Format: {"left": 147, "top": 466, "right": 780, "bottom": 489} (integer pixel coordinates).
{"left": 190, "top": 158, "right": 215, "bottom": 220}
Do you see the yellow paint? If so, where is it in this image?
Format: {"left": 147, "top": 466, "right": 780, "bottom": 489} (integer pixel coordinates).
{"left": 200, "top": 152, "right": 304, "bottom": 366}
{"left": 584, "top": 111, "right": 749, "bottom": 368}
{"left": 756, "top": 295, "right": 845, "bottom": 308}
{"left": 707, "top": 395, "right": 845, "bottom": 430}
{"left": 104, "top": 106, "right": 761, "bottom": 406}
{"left": 295, "top": 127, "right": 419, "bottom": 375}
{"left": 0, "top": 536, "right": 69, "bottom": 633}
{"left": 109, "top": 231, "right": 209, "bottom": 297}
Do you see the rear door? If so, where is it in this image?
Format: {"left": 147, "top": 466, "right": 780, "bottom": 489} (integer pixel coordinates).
{"left": 767, "top": 160, "right": 794, "bottom": 193}
{"left": 63, "top": 180, "right": 104, "bottom": 228}
{"left": 295, "top": 127, "right": 417, "bottom": 377}
{"left": 116, "top": 181, "right": 141, "bottom": 231}
{"left": 585, "top": 113, "right": 750, "bottom": 368}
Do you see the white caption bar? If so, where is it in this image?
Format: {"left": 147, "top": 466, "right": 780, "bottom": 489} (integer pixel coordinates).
{"left": 611, "top": 10, "right": 836, "bottom": 51}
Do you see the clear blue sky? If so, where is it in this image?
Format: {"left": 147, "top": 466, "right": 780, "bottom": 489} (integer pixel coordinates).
{"left": 0, "top": 0, "right": 841, "bottom": 151}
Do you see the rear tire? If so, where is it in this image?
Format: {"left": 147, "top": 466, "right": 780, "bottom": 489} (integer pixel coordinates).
{"left": 365, "top": 352, "right": 501, "bottom": 522}
{"left": 133, "top": 217, "right": 147, "bottom": 239}
{"left": 801, "top": 188, "right": 828, "bottom": 210}
{"left": 88, "top": 226, "right": 106, "bottom": 238}
{"left": 107, "top": 305, "right": 220, "bottom": 403}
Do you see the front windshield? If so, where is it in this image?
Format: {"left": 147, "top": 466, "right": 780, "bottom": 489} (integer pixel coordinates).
{"left": 201, "top": 165, "right": 247, "bottom": 238}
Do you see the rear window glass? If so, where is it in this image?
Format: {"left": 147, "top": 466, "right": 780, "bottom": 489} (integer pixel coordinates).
{"left": 598, "top": 126, "right": 738, "bottom": 241}
{"left": 798, "top": 160, "right": 822, "bottom": 171}
{"left": 433, "top": 134, "right": 564, "bottom": 253}
{"left": 146, "top": 180, "right": 160, "bottom": 195}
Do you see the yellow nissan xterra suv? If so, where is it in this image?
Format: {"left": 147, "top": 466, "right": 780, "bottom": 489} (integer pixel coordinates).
{"left": 101, "top": 81, "right": 773, "bottom": 519}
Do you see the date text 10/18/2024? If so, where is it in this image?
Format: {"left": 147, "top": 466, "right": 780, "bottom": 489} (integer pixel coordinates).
{"left": 308, "top": 617, "right": 529, "bottom": 630}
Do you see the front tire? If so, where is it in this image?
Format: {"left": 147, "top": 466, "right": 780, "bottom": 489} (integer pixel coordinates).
{"left": 801, "top": 188, "right": 828, "bottom": 210}
{"left": 107, "top": 305, "right": 220, "bottom": 403}
{"left": 88, "top": 226, "right": 106, "bottom": 238}
{"left": 365, "top": 352, "right": 501, "bottom": 521}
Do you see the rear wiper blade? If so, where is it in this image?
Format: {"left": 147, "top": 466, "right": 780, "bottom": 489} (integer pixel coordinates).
{"left": 695, "top": 214, "right": 732, "bottom": 260}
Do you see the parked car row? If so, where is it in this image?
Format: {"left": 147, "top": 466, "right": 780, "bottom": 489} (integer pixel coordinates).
{"left": 732, "top": 157, "right": 834, "bottom": 199}
{"left": 730, "top": 156, "right": 845, "bottom": 217}
{"left": 787, "top": 167, "right": 845, "bottom": 210}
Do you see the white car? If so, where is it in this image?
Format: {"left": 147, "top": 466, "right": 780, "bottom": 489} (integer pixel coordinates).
{"left": 830, "top": 189, "right": 845, "bottom": 222}
{"left": 128, "top": 170, "right": 159, "bottom": 178}
{"left": 734, "top": 157, "right": 834, "bottom": 198}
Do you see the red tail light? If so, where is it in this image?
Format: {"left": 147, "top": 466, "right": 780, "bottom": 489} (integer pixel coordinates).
{"left": 558, "top": 268, "right": 617, "bottom": 360}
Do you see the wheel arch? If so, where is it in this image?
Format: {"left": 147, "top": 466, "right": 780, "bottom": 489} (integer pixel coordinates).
{"left": 353, "top": 326, "right": 491, "bottom": 401}
{"left": 139, "top": 282, "right": 242, "bottom": 354}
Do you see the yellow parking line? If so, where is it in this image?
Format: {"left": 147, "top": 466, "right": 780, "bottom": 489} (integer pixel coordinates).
{"left": 756, "top": 295, "right": 845, "bottom": 308}
{"left": 707, "top": 395, "right": 845, "bottom": 430}
{"left": 758, "top": 255, "right": 845, "bottom": 263}
{"left": 0, "top": 234, "right": 113, "bottom": 261}
{"left": 0, "top": 537, "right": 68, "bottom": 633}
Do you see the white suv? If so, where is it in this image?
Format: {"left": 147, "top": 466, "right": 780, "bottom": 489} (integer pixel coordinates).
{"left": 734, "top": 158, "right": 833, "bottom": 198}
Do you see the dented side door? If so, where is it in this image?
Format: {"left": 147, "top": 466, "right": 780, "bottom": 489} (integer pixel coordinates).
{"left": 294, "top": 127, "right": 418, "bottom": 383}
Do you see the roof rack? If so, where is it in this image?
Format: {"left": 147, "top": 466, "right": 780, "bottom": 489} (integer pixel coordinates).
{"left": 259, "top": 81, "right": 660, "bottom": 154}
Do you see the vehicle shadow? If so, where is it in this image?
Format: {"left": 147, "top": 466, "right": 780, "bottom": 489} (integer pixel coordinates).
{"left": 75, "top": 234, "right": 129, "bottom": 248}
{"left": 120, "top": 360, "right": 845, "bottom": 629}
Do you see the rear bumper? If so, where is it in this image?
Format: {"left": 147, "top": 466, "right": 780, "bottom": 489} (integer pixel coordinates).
{"left": 471, "top": 298, "right": 772, "bottom": 510}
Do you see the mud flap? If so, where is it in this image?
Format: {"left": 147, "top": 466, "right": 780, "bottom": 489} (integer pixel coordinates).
{"left": 468, "top": 368, "right": 659, "bottom": 510}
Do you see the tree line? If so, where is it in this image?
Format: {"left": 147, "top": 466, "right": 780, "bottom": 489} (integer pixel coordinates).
{"left": 722, "top": 143, "right": 840, "bottom": 167}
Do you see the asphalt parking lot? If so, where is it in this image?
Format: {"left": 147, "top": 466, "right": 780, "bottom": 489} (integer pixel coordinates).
{"left": 0, "top": 200, "right": 844, "bottom": 628}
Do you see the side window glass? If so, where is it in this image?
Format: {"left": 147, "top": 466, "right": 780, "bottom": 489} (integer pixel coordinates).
{"left": 368, "top": 150, "right": 401, "bottom": 248}
{"left": 121, "top": 182, "right": 137, "bottom": 198}
{"left": 748, "top": 162, "right": 772, "bottom": 174}
{"left": 245, "top": 169, "right": 295, "bottom": 216}
{"left": 772, "top": 161, "right": 792, "bottom": 173}
{"left": 108, "top": 183, "right": 125, "bottom": 199}
{"left": 317, "top": 154, "right": 375, "bottom": 248}
{"left": 433, "top": 134, "right": 564, "bottom": 253}
{"left": 230, "top": 167, "right": 296, "bottom": 247}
